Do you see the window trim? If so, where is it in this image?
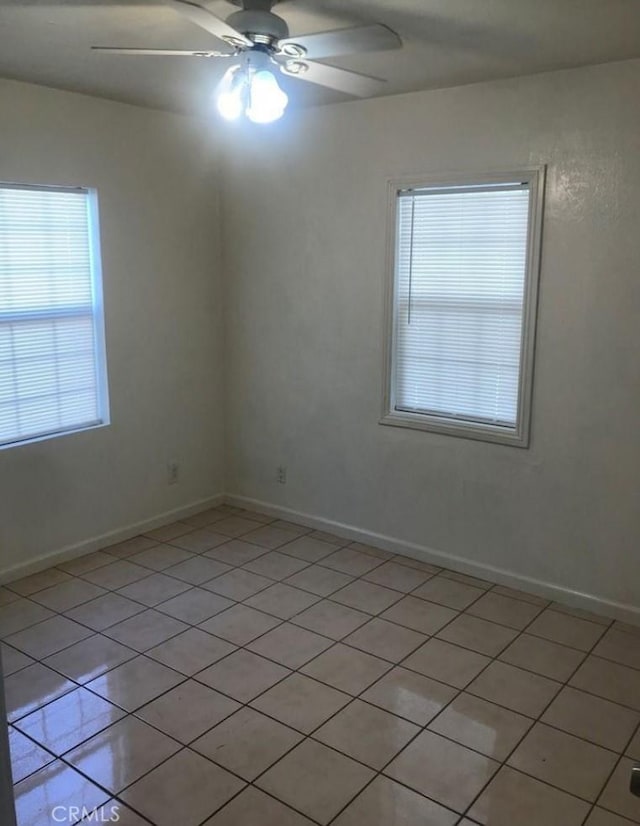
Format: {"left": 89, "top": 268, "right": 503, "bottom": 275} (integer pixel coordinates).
{"left": 0, "top": 182, "right": 110, "bottom": 450}
{"left": 380, "top": 167, "right": 545, "bottom": 448}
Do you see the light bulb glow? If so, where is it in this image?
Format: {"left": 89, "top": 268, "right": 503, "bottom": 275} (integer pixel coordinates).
{"left": 246, "top": 70, "right": 288, "bottom": 124}
{"left": 215, "top": 58, "right": 288, "bottom": 124}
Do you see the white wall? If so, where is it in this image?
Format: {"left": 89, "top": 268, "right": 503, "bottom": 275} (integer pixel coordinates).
{"left": 0, "top": 80, "right": 225, "bottom": 576}
{"left": 221, "top": 59, "right": 640, "bottom": 613}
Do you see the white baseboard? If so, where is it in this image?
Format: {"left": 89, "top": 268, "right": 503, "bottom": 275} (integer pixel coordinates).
{"left": 0, "top": 493, "right": 225, "bottom": 585}
{"left": 226, "top": 494, "right": 640, "bottom": 626}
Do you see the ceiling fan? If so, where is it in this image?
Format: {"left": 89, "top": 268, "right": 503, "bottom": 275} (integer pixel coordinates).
{"left": 92, "top": 0, "right": 402, "bottom": 123}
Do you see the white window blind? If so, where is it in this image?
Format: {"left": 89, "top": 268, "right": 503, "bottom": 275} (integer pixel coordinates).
{"left": 391, "top": 180, "right": 534, "bottom": 436}
{"left": 0, "top": 184, "right": 109, "bottom": 448}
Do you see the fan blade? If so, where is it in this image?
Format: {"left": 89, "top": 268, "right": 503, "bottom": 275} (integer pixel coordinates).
{"left": 91, "top": 47, "right": 233, "bottom": 57}
{"left": 279, "top": 59, "right": 384, "bottom": 97}
{"left": 278, "top": 23, "right": 400, "bottom": 61}
{"left": 165, "top": 0, "right": 251, "bottom": 48}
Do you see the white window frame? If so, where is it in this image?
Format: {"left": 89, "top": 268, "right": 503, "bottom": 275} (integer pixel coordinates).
{"left": 0, "top": 182, "right": 110, "bottom": 450}
{"left": 381, "top": 167, "right": 545, "bottom": 448}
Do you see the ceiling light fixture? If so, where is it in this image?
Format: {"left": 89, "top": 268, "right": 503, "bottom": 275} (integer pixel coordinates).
{"left": 216, "top": 50, "right": 288, "bottom": 124}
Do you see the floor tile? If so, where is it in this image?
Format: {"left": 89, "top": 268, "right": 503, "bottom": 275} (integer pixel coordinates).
{"left": 256, "top": 739, "right": 374, "bottom": 825}
{"left": 15, "top": 687, "right": 125, "bottom": 755}
{"left": 392, "top": 555, "right": 441, "bottom": 573}
{"left": 136, "top": 679, "right": 240, "bottom": 743}
{"left": 314, "top": 698, "right": 419, "bottom": 769}
{"left": 0, "top": 599, "right": 54, "bottom": 638}
{"left": 309, "top": 529, "right": 349, "bottom": 546}
{"left": 468, "top": 765, "right": 590, "bottom": 825}
{"left": 627, "top": 727, "right": 640, "bottom": 758}
{"left": 384, "top": 729, "right": 499, "bottom": 813}
{"left": 85, "top": 655, "right": 184, "bottom": 711}
{"left": 102, "top": 608, "right": 188, "bottom": 651}
{"left": 5, "top": 615, "right": 93, "bottom": 659}
{"left": 128, "top": 544, "right": 193, "bottom": 571}
{"left": 363, "top": 560, "right": 433, "bottom": 592}
{"left": 412, "top": 576, "right": 484, "bottom": 610}
{"left": 196, "top": 649, "right": 290, "bottom": 702}
{"left": 381, "top": 595, "right": 458, "bottom": 635}
{"left": 5, "top": 663, "right": 75, "bottom": 722}
{"left": 527, "top": 608, "right": 607, "bottom": 651}
{"left": 285, "top": 565, "right": 354, "bottom": 597}
{"left": 293, "top": 600, "right": 370, "bottom": 640}
{"left": 121, "top": 748, "right": 245, "bottom": 826}
{"left": 429, "top": 692, "right": 532, "bottom": 760}
{"left": 362, "top": 666, "right": 457, "bottom": 725}
{"left": 332, "top": 579, "right": 402, "bottom": 614}
{"left": 333, "top": 775, "right": 458, "bottom": 826}
{"left": 251, "top": 673, "right": 350, "bottom": 733}
{"left": 205, "top": 539, "right": 269, "bottom": 566}
{"left": 271, "top": 519, "right": 311, "bottom": 537}
{"left": 245, "top": 582, "right": 320, "bottom": 619}
{"left": 491, "top": 584, "right": 549, "bottom": 606}
{"left": 162, "top": 555, "right": 232, "bottom": 585}
{"left": 466, "top": 591, "right": 543, "bottom": 629}
{"left": 203, "top": 567, "right": 272, "bottom": 600}
{"left": 143, "top": 520, "right": 192, "bottom": 541}
{"left": 248, "top": 622, "right": 333, "bottom": 668}
{"left": 169, "top": 527, "right": 229, "bottom": 552}
{"left": 204, "top": 786, "right": 314, "bottom": 826}
{"left": 43, "top": 634, "right": 136, "bottom": 683}
{"left": 403, "top": 638, "right": 490, "bottom": 689}
{"left": 31, "top": 577, "right": 106, "bottom": 612}
{"left": 243, "top": 551, "right": 309, "bottom": 580}
{"left": 155, "top": 587, "right": 234, "bottom": 624}
{"left": 570, "top": 656, "right": 640, "bottom": 710}
{"left": 585, "top": 809, "right": 639, "bottom": 826}
{"left": 242, "top": 524, "right": 301, "bottom": 549}
{"left": 199, "top": 604, "right": 280, "bottom": 645}
{"left": 146, "top": 627, "right": 235, "bottom": 675}
{"left": 8, "top": 568, "right": 73, "bottom": 596}
{"left": 117, "top": 572, "right": 191, "bottom": 606}
{"left": 499, "top": 633, "right": 586, "bottom": 681}
{"left": 1, "top": 642, "right": 34, "bottom": 676}
{"left": 280, "top": 535, "right": 339, "bottom": 562}
{"left": 550, "top": 601, "right": 613, "bottom": 625}
{"left": 193, "top": 706, "right": 302, "bottom": 779}
{"left": 237, "top": 508, "right": 274, "bottom": 524}
{"left": 436, "top": 614, "right": 518, "bottom": 657}
{"left": 9, "top": 727, "right": 55, "bottom": 783}
{"left": 214, "top": 515, "right": 263, "bottom": 537}
{"left": 82, "top": 560, "right": 150, "bottom": 590}
{"left": 14, "top": 760, "right": 110, "bottom": 826}
{"left": 321, "top": 547, "right": 384, "bottom": 576}
{"left": 542, "top": 685, "right": 640, "bottom": 751}
{"left": 467, "top": 660, "right": 561, "bottom": 716}
{"left": 66, "top": 716, "right": 181, "bottom": 793}
{"left": 182, "top": 509, "right": 228, "bottom": 529}
{"left": 102, "top": 535, "right": 158, "bottom": 557}
{"left": 441, "top": 570, "right": 493, "bottom": 589}
{"left": 302, "top": 643, "right": 391, "bottom": 694}
{"left": 613, "top": 621, "right": 640, "bottom": 638}
{"left": 348, "top": 541, "right": 395, "bottom": 560}
{"left": 593, "top": 627, "right": 640, "bottom": 670}
{"left": 508, "top": 722, "right": 618, "bottom": 800}
{"left": 598, "top": 758, "right": 640, "bottom": 822}
{"left": 0, "top": 586, "right": 20, "bottom": 606}
{"left": 64, "top": 592, "right": 144, "bottom": 631}
{"left": 344, "top": 617, "right": 426, "bottom": 661}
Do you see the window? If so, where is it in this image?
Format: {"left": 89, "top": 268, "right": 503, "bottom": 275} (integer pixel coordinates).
{"left": 382, "top": 169, "right": 544, "bottom": 446}
{"left": 0, "top": 184, "right": 109, "bottom": 448}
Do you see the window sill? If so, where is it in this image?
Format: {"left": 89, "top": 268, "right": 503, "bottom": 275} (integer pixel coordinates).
{"left": 379, "top": 411, "right": 529, "bottom": 448}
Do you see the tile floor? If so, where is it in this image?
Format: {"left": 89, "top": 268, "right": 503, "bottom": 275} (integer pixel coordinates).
{"left": 2, "top": 504, "right": 640, "bottom": 826}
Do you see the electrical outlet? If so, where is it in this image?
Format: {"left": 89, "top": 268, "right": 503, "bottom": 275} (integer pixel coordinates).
{"left": 276, "top": 465, "right": 287, "bottom": 484}
{"left": 167, "top": 461, "right": 179, "bottom": 485}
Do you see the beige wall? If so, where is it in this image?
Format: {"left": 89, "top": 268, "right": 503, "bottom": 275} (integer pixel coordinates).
{"left": 0, "top": 80, "right": 225, "bottom": 576}
{"left": 221, "top": 59, "right": 640, "bottom": 612}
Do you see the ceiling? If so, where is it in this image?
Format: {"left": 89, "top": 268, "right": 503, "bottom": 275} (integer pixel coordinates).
{"left": 1, "top": 0, "right": 640, "bottom": 115}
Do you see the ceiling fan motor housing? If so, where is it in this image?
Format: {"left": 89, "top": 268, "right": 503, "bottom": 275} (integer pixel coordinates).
{"left": 226, "top": 9, "right": 289, "bottom": 44}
